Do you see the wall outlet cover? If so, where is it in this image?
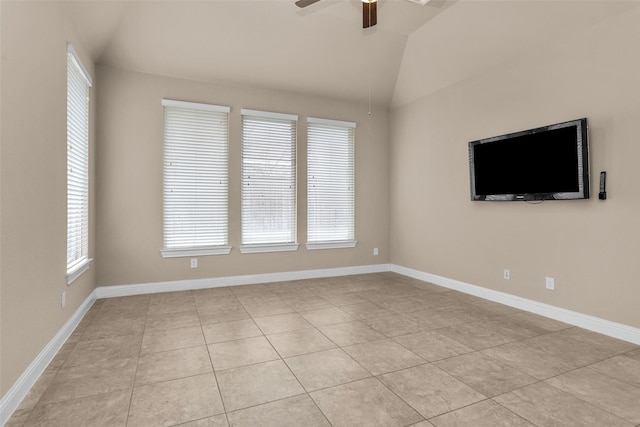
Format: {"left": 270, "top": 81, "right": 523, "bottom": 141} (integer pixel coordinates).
{"left": 545, "top": 277, "right": 555, "bottom": 290}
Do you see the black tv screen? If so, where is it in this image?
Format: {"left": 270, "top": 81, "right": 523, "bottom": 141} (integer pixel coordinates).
{"left": 469, "top": 118, "right": 590, "bottom": 201}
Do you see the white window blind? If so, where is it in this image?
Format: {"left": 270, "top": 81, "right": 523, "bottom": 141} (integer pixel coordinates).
{"left": 67, "top": 44, "right": 92, "bottom": 281}
{"left": 241, "top": 109, "right": 298, "bottom": 248}
{"left": 162, "top": 99, "right": 231, "bottom": 257}
{"left": 307, "top": 117, "right": 356, "bottom": 246}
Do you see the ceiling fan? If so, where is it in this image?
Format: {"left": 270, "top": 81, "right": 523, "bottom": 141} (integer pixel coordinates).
{"left": 295, "top": 0, "right": 377, "bottom": 28}
{"left": 295, "top": 0, "right": 431, "bottom": 29}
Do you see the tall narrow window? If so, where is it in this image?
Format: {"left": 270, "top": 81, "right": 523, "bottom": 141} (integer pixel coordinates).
{"left": 162, "top": 99, "right": 231, "bottom": 257}
{"left": 66, "top": 44, "right": 92, "bottom": 284}
{"left": 241, "top": 109, "right": 298, "bottom": 253}
{"left": 307, "top": 117, "right": 356, "bottom": 249}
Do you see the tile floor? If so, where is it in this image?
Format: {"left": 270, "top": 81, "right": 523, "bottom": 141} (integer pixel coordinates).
{"left": 6, "top": 272, "right": 640, "bottom": 426}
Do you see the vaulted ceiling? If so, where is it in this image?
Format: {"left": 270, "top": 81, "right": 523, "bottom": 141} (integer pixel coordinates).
{"left": 63, "top": 0, "right": 451, "bottom": 106}
{"left": 62, "top": 0, "right": 640, "bottom": 108}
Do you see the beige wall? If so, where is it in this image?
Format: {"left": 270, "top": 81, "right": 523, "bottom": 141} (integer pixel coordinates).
{"left": 0, "top": 1, "right": 97, "bottom": 395}
{"left": 4, "top": 0, "right": 639, "bottom": 408}
{"left": 390, "top": 3, "right": 640, "bottom": 329}
{"left": 95, "top": 65, "right": 390, "bottom": 287}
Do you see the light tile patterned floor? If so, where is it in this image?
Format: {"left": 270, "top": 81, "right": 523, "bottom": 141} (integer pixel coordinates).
{"left": 7, "top": 272, "right": 640, "bottom": 426}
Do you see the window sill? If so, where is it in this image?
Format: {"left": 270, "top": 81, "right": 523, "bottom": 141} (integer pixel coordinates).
{"left": 161, "top": 246, "right": 232, "bottom": 258}
{"left": 66, "top": 258, "right": 93, "bottom": 285}
{"left": 240, "top": 243, "right": 299, "bottom": 254}
{"left": 306, "top": 240, "right": 358, "bottom": 250}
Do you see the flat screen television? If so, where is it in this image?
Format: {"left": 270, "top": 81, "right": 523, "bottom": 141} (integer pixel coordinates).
{"left": 469, "top": 118, "right": 590, "bottom": 201}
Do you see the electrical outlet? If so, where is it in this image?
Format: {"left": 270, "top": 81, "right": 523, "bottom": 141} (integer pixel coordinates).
{"left": 373, "top": 248, "right": 379, "bottom": 256}
{"left": 190, "top": 258, "right": 198, "bottom": 269}
{"left": 61, "top": 291, "right": 66, "bottom": 309}
{"left": 545, "top": 277, "right": 555, "bottom": 290}
{"left": 503, "top": 269, "right": 510, "bottom": 280}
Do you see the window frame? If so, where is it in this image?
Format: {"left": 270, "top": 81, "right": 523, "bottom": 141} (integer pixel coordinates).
{"left": 306, "top": 117, "right": 357, "bottom": 250}
{"left": 66, "top": 44, "right": 93, "bottom": 285}
{"left": 240, "top": 109, "right": 299, "bottom": 254}
{"left": 160, "top": 99, "right": 232, "bottom": 258}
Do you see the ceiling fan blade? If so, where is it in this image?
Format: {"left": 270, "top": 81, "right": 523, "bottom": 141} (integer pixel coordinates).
{"left": 295, "top": 0, "right": 322, "bottom": 8}
{"left": 363, "top": 1, "right": 377, "bottom": 28}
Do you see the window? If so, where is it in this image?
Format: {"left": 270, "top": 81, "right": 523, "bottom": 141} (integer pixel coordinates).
{"left": 241, "top": 109, "right": 298, "bottom": 253}
{"left": 161, "top": 99, "right": 231, "bottom": 257}
{"left": 66, "top": 44, "right": 92, "bottom": 284}
{"left": 306, "top": 117, "right": 356, "bottom": 249}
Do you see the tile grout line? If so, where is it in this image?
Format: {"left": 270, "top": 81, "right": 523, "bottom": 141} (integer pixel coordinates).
{"left": 124, "top": 294, "right": 151, "bottom": 427}
{"left": 198, "top": 288, "right": 231, "bottom": 421}
{"left": 9, "top": 273, "right": 640, "bottom": 426}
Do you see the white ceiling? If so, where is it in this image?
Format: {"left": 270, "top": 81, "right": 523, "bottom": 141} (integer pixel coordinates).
{"left": 63, "top": 0, "right": 640, "bottom": 108}
{"left": 63, "top": 0, "right": 451, "bottom": 106}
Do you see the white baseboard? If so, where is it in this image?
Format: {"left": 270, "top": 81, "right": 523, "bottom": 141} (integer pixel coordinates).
{"left": 391, "top": 264, "right": 640, "bottom": 345}
{"left": 4, "top": 262, "right": 639, "bottom": 425}
{"left": 0, "top": 292, "right": 96, "bottom": 426}
{"left": 97, "top": 262, "right": 640, "bottom": 345}
{"left": 96, "top": 263, "right": 393, "bottom": 298}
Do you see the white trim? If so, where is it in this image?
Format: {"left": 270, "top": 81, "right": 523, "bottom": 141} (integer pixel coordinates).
{"left": 161, "top": 99, "right": 230, "bottom": 113}
{"left": 239, "top": 243, "right": 299, "bottom": 254}
{"left": 96, "top": 263, "right": 392, "bottom": 298}
{"left": 66, "top": 258, "right": 93, "bottom": 285}
{"left": 240, "top": 109, "right": 298, "bottom": 122}
{"left": 307, "top": 117, "right": 356, "bottom": 128}
{"left": 161, "top": 246, "right": 232, "bottom": 258}
{"left": 0, "top": 292, "right": 96, "bottom": 426}
{"left": 6, "top": 264, "right": 640, "bottom": 425}
{"left": 95, "top": 264, "right": 640, "bottom": 345}
{"left": 6, "top": 263, "right": 640, "bottom": 427}
{"left": 390, "top": 264, "right": 640, "bottom": 345}
{"left": 66, "top": 43, "right": 92, "bottom": 87}
{"left": 306, "top": 240, "right": 358, "bottom": 250}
